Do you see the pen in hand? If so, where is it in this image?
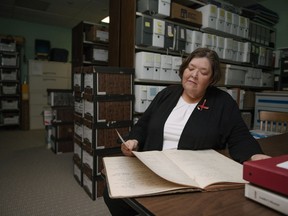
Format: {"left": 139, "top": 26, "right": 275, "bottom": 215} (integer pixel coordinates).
{"left": 115, "top": 129, "right": 129, "bottom": 149}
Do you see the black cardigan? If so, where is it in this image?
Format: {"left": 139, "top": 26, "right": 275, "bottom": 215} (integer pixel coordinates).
{"left": 128, "top": 85, "right": 264, "bottom": 163}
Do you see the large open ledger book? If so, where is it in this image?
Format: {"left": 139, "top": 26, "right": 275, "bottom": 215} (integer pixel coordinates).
{"left": 103, "top": 149, "right": 247, "bottom": 198}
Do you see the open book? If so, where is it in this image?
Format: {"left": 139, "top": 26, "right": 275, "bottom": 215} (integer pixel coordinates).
{"left": 103, "top": 149, "right": 247, "bottom": 198}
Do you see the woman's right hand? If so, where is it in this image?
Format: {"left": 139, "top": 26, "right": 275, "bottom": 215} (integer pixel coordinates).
{"left": 121, "top": 139, "right": 139, "bottom": 156}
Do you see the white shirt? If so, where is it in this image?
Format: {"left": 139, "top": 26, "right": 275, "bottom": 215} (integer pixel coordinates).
{"left": 162, "top": 96, "right": 197, "bottom": 150}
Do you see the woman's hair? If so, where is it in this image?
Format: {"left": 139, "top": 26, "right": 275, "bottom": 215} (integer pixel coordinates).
{"left": 179, "top": 47, "right": 221, "bottom": 86}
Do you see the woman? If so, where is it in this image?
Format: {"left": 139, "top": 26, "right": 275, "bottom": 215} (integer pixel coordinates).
{"left": 104, "top": 48, "right": 269, "bottom": 215}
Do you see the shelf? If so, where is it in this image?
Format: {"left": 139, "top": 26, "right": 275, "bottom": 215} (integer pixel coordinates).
{"left": 83, "top": 40, "right": 109, "bottom": 47}
{"left": 134, "top": 79, "right": 180, "bottom": 86}
{"left": 136, "top": 12, "right": 200, "bottom": 31}
{"left": 216, "top": 84, "right": 273, "bottom": 90}
{"left": 135, "top": 45, "right": 186, "bottom": 57}
{"left": 173, "top": 0, "right": 205, "bottom": 8}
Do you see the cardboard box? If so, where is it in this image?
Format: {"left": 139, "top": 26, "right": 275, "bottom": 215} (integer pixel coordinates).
{"left": 170, "top": 2, "right": 202, "bottom": 28}
{"left": 243, "top": 91, "right": 255, "bottom": 109}
{"left": 86, "top": 25, "right": 109, "bottom": 43}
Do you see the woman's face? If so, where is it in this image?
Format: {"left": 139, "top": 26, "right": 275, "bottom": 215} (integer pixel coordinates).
{"left": 181, "top": 57, "right": 213, "bottom": 103}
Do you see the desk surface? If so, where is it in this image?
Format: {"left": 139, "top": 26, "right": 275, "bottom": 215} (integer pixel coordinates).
{"left": 126, "top": 133, "right": 288, "bottom": 216}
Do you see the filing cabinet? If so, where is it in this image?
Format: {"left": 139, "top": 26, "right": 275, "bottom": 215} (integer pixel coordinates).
{"left": 28, "top": 60, "right": 71, "bottom": 130}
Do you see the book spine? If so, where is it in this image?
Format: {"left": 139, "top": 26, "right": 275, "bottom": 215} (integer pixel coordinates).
{"left": 245, "top": 184, "right": 288, "bottom": 215}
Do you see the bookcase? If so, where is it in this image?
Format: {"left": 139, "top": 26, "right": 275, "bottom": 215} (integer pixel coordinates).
{"left": 129, "top": 0, "right": 276, "bottom": 129}
{"left": 0, "top": 39, "right": 21, "bottom": 128}
{"left": 72, "top": 20, "right": 135, "bottom": 200}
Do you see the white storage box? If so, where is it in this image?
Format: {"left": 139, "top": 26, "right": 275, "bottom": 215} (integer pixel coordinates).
{"left": 152, "top": 19, "right": 165, "bottom": 48}
{"left": 3, "top": 114, "right": 19, "bottom": 125}
{"left": 1, "top": 99, "right": 18, "bottom": 109}
{"left": 216, "top": 8, "right": 225, "bottom": 32}
{"left": 219, "top": 64, "right": 247, "bottom": 86}
{"left": 134, "top": 85, "right": 148, "bottom": 113}
{"left": 1, "top": 54, "right": 17, "bottom": 66}
{"left": 0, "top": 41, "right": 16, "bottom": 52}
{"left": 231, "top": 13, "right": 239, "bottom": 35}
{"left": 1, "top": 69, "right": 17, "bottom": 80}
{"left": 197, "top": 4, "right": 217, "bottom": 30}
{"left": 2, "top": 84, "right": 17, "bottom": 94}
{"left": 135, "top": 52, "right": 154, "bottom": 80}
{"left": 92, "top": 48, "right": 108, "bottom": 62}
{"left": 160, "top": 55, "right": 172, "bottom": 81}
{"left": 224, "top": 10, "right": 232, "bottom": 33}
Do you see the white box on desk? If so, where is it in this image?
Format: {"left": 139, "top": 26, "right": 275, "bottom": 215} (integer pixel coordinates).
{"left": 197, "top": 4, "right": 217, "bottom": 30}
{"left": 216, "top": 8, "right": 225, "bottom": 32}
{"left": 135, "top": 52, "right": 154, "bottom": 80}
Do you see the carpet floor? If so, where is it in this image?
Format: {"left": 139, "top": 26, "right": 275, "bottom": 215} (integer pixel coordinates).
{"left": 0, "top": 129, "right": 111, "bottom": 216}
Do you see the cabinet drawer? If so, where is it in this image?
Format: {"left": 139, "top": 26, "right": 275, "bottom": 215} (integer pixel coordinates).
{"left": 29, "top": 60, "right": 71, "bottom": 78}
{"left": 29, "top": 76, "right": 71, "bottom": 91}
{"left": 29, "top": 92, "right": 48, "bottom": 105}
{"left": 42, "top": 61, "right": 71, "bottom": 77}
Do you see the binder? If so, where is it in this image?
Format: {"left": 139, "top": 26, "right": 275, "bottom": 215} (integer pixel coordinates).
{"left": 243, "top": 155, "right": 288, "bottom": 196}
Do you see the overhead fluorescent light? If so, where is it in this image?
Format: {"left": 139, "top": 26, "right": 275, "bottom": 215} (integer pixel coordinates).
{"left": 101, "top": 16, "right": 110, "bottom": 23}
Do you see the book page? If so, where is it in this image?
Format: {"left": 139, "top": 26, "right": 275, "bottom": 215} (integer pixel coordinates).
{"left": 103, "top": 156, "right": 192, "bottom": 198}
{"left": 163, "top": 149, "right": 247, "bottom": 189}
{"left": 133, "top": 150, "right": 199, "bottom": 187}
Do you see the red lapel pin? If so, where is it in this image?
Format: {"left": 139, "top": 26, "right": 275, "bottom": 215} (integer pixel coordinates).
{"left": 197, "top": 99, "right": 209, "bottom": 111}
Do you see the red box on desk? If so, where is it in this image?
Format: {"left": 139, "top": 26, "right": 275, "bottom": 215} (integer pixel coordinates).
{"left": 243, "top": 155, "right": 288, "bottom": 196}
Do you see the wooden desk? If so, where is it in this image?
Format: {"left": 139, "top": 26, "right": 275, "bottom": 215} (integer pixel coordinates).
{"left": 125, "top": 133, "right": 288, "bottom": 216}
